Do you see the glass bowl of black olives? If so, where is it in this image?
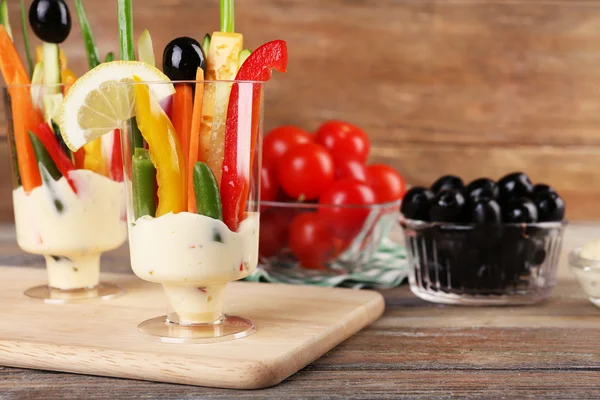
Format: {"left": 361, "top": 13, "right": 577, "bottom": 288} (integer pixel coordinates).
{"left": 400, "top": 172, "right": 566, "bottom": 305}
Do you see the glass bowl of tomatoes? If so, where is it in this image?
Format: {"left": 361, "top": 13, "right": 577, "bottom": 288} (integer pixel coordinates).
{"left": 259, "top": 199, "right": 401, "bottom": 271}
{"left": 258, "top": 120, "right": 406, "bottom": 272}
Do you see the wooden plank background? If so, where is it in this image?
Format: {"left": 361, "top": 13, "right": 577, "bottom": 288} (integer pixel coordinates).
{"left": 2, "top": 0, "right": 600, "bottom": 221}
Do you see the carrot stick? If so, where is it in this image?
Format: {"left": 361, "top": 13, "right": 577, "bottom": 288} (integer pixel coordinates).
{"left": 0, "top": 26, "right": 28, "bottom": 88}
{"left": 187, "top": 68, "right": 205, "bottom": 212}
{"left": 0, "top": 26, "right": 44, "bottom": 192}
{"left": 172, "top": 83, "right": 193, "bottom": 165}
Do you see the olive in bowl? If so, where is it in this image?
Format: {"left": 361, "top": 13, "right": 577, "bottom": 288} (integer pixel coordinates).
{"left": 400, "top": 172, "right": 566, "bottom": 305}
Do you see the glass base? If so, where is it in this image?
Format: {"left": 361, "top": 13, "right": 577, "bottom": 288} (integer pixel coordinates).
{"left": 24, "top": 282, "right": 124, "bottom": 304}
{"left": 138, "top": 315, "right": 256, "bottom": 344}
{"left": 410, "top": 285, "right": 551, "bottom": 306}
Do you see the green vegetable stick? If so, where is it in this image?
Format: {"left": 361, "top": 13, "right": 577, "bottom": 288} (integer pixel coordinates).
{"left": 75, "top": 0, "right": 101, "bottom": 69}
{"left": 201, "top": 33, "right": 211, "bottom": 56}
{"left": 28, "top": 131, "right": 61, "bottom": 180}
{"left": 104, "top": 52, "right": 115, "bottom": 63}
{"left": 0, "top": 0, "right": 12, "bottom": 40}
{"left": 220, "top": 0, "right": 234, "bottom": 33}
{"left": 132, "top": 148, "right": 157, "bottom": 219}
{"left": 51, "top": 120, "right": 72, "bottom": 161}
{"left": 118, "top": 0, "right": 135, "bottom": 61}
{"left": 193, "top": 161, "right": 223, "bottom": 221}
{"left": 20, "top": 0, "right": 33, "bottom": 77}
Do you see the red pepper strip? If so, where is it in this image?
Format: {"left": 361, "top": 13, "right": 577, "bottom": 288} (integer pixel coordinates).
{"left": 110, "top": 129, "right": 124, "bottom": 182}
{"left": 73, "top": 148, "right": 85, "bottom": 169}
{"left": 32, "top": 122, "right": 78, "bottom": 193}
{"left": 220, "top": 40, "right": 288, "bottom": 231}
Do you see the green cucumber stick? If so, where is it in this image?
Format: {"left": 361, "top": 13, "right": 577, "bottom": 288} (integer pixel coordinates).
{"left": 118, "top": 0, "right": 135, "bottom": 61}
{"left": 193, "top": 162, "right": 223, "bottom": 220}
{"left": 201, "top": 34, "right": 211, "bottom": 55}
{"left": 28, "top": 131, "right": 61, "bottom": 180}
{"left": 75, "top": 0, "right": 101, "bottom": 69}
{"left": 0, "top": 0, "right": 13, "bottom": 40}
{"left": 220, "top": 0, "right": 234, "bottom": 33}
{"left": 20, "top": 0, "right": 33, "bottom": 77}
{"left": 43, "top": 43, "right": 61, "bottom": 94}
{"left": 132, "top": 148, "right": 157, "bottom": 219}
{"left": 104, "top": 52, "right": 115, "bottom": 62}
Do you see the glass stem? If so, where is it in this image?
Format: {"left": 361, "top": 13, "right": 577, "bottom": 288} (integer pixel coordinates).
{"left": 163, "top": 283, "right": 227, "bottom": 325}
{"left": 45, "top": 253, "right": 101, "bottom": 290}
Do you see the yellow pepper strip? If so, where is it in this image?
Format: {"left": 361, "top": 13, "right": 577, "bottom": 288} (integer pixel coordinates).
{"left": 83, "top": 137, "right": 108, "bottom": 177}
{"left": 61, "top": 69, "right": 77, "bottom": 95}
{"left": 132, "top": 75, "right": 186, "bottom": 216}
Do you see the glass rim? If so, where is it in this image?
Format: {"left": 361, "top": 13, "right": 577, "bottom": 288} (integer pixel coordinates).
{"left": 4, "top": 79, "right": 267, "bottom": 89}
{"left": 401, "top": 217, "right": 567, "bottom": 229}
{"left": 119, "top": 79, "right": 267, "bottom": 85}
{"left": 260, "top": 199, "right": 401, "bottom": 210}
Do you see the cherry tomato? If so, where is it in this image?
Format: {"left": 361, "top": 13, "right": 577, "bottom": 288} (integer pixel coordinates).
{"left": 366, "top": 164, "right": 406, "bottom": 203}
{"left": 315, "top": 120, "right": 370, "bottom": 163}
{"left": 288, "top": 212, "right": 336, "bottom": 269}
{"left": 263, "top": 125, "right": 312, "bottom": 168}
{"left": 260, "top": 163, "right": 278, "bottom": 203}
{"left": 319, "top": 178, "right": 377, "bottom": 240}
{"left": 259, "top": 208, "right": 295, "bottom": 259}
{"left": 278, "top": 143, "right": 335, "bottom": 201}
{"left": 334, "top": 158, "right": 367, "bottom": 182}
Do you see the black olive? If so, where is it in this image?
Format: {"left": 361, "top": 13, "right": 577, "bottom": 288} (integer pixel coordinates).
{"left": 467, "top": 198, "right": 501, "bottom": 224}
{"left": 502, "top": 197, "right": 538, "bottom": 223}
{"left": 532, "top": 183, "right": 556, "bottom": 194}
{"left": 29, "top": 0, "right": 71, "bottom": 44}
{"left": 531, "top": 191, "right": 565, "bottom": 222}
{"left": 497, "top": 172, "right": 533, "bottom": 204}
{"left": 431, "top": 175, "right": 464, "bottom": 194}
{"left": 400, "top": 186, "right": 434, "bottom": 221}
{"left": 163, "top": 37, "right": 206, "bottom": 81}
{"left": 428, "top": 189, "right": 466, "bottom": 223}
{"left": 465, "top": 178, "right": 499, "bottom": 202}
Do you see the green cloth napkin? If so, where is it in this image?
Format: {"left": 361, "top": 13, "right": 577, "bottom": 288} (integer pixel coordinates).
{"left": 244, "top": 238, "right": 408, "bottom": 289}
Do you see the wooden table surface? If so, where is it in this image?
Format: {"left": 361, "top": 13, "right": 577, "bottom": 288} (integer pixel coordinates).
{"left": 1, "top": 223, "right": 600, "bottom": 399}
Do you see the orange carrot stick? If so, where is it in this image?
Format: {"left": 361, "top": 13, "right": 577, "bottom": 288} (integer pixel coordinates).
{"left": 187, "top": 68, "right": 205, "bottom": 213}
{"left": 0, "top": 26, "right": 43, "bottom": 192}
{"left": 172, "top": 83, "right": 193, "bottom": 165}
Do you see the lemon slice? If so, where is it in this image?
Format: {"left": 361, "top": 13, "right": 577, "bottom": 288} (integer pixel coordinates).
{"left": 59, "top": 61, "right": 175, "bottom": 151}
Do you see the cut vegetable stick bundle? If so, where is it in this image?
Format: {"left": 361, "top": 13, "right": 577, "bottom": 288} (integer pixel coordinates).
{"left": 198, "top": 32, "right": 242, "bottom": 184}
{"left": 0, "top": 26, "right": 44, "bottom": 192}
{"left": 188, "top": 68, "right": 205, "bottom": 213}
{"left": 172, "top": 84, "right": 193, "bottom": 167}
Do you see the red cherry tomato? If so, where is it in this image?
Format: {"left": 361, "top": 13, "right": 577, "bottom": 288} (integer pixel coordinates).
{"left": 366, "top": 164, "right": 406, "bottom": 203}
{"left": 259, "top": 208, "right": 295, "bottom": 259}
{"left": 318, "top": 178, "right": 377, "bottom": 240}
{"left": 278, "top": 143, "right": 335, "bottom": 201}
{"left": 315, "top": 120, "right": 370, "bottom": 163}
{"left": 260, "top": 163, "right": 278, "bottom": 203}
{"left": 334, "top": 158, "right": 367, "bottom": 182}
{"left": 262, "top": 125, "right": 312, "bottom": 169}
{"left": 288, "top": 212, "right": 337, "bottom": 269}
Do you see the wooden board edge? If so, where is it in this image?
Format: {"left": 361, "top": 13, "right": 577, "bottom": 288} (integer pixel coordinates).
{"left": 0, "top": 291, "right": 386, "bottom": 389}
{"left": 244, "top": 290, "right": 386, "bottom": 389}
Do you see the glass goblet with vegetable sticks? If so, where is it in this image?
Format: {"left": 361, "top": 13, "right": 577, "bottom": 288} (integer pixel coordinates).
{"left": 120, "top": 79, "right": 265, "bottom": 343}
{"left": 3, "top": 83, "right": 127, "bottom": 303}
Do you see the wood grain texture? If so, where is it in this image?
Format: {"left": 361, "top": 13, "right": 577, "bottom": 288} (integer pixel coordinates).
{"left": 0, "top": 266, "right": 384, "bottom": 389}
{"left": 1, "top": 0, "right": 600, "bottom": 220}
{"left": 0, "top": 223, "right": 599, "bottom": 398}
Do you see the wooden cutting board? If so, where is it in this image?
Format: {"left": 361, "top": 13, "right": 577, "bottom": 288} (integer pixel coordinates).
{"left": 0, "top": 266, "right": 384, "bottom": 389}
